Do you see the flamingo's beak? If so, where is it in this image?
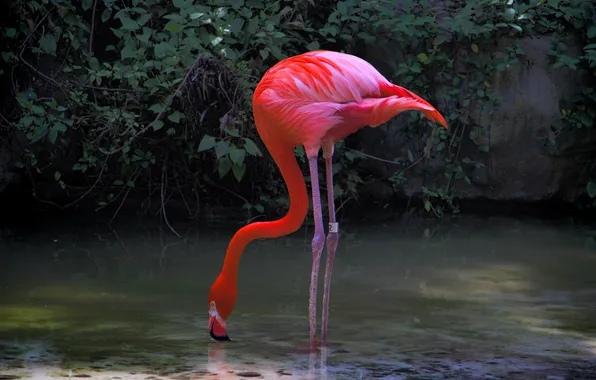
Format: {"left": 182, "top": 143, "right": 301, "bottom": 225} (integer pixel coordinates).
{"left": 208, "top": 311, "right": 231, "bottom": 342}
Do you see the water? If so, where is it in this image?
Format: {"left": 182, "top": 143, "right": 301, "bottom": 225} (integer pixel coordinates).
{"left": 0, "top": 216, "right": 595, "bottom": 379}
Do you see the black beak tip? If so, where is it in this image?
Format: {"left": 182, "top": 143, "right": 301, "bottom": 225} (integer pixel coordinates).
{"left": 210, "top": 327, "right": 232, "bottom": 342}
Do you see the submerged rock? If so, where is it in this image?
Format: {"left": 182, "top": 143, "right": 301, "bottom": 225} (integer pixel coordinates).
{"left": 235, "top": 371, "right": 262, "bottom": 377}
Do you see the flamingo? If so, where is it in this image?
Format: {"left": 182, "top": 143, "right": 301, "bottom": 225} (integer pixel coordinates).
{"left": 207, "top": 50, "right": 448, "bottom": 350}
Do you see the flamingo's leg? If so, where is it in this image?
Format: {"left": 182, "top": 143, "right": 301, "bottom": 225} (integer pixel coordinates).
{"left": 307, "top": 153, "right": 325, "bottom": 352}
{"left": 321, "top": 143, "right": 338, "bottom": 347}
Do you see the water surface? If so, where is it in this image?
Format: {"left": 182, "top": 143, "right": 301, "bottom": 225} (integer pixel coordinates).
{"left": 0, "top": 217, "right": 595, "bottom": 379}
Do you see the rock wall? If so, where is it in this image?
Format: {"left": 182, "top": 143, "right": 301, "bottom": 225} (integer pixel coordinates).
{"left": 357, "top": 35, "right": 591, "bottom": 202}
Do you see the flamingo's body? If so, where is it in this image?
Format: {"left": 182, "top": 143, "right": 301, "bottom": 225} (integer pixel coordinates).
{"left": 207, "top": 50, "right": 448, "bottom": 349}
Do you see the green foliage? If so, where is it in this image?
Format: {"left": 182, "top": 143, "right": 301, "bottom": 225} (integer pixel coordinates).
{"left": 318, "top": 0, "right": 596, "bottom": 215}
{"left": 0, "top": 0, "right": 594, "bottom": 220}
{"left": 0, "top": 0, "right": 315, "bottom": 217}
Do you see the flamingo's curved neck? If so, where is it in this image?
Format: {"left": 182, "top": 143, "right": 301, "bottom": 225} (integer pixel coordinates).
{"left": 220, "top": 139, "right": 309, "bottom": 283}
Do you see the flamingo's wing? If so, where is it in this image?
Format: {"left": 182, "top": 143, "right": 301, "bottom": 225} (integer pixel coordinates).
{"left": 255, "top": 50, "right": 385, "bottom": 107}
{"left": 253, "top": 50, "right": 447, "bottom": 153}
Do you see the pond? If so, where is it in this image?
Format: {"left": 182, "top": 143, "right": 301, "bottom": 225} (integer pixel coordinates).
{"left": 0, "top": 216, "right": 595, "bottom": 379}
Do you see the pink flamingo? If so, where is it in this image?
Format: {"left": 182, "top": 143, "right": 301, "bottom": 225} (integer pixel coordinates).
{"left": 207, "top": 50, "right": 448, "bottom": 350}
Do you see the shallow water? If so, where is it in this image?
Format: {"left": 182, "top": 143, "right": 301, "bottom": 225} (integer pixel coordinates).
{"left": 0, "top": 217, "right": 595, "bottom": 379}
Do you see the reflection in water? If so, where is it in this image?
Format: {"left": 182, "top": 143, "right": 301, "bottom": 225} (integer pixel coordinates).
{"left": 206, "top": 343, "right": 228, "bottom": 376}
{"left": 0, "top": 217, "right": 595, "bottom": 379}
{"left": 205, "top": 343, "right": 329, "bottom": 379}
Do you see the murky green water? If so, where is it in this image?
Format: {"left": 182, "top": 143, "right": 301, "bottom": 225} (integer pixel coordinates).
{"left": 0, "top": 217, "right": 595, "bottom": 379}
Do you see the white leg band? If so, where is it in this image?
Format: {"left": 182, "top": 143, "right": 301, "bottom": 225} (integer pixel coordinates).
{"left": 328, "top": 222, "right": 339, "bottom": 233}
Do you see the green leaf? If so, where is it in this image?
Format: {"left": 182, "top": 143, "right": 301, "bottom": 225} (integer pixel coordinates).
{"left": 218, "top": 157, "right": 232, "bottom": 178}
{"left": 433, "top": 30, "right": 452, "bottom": 46}
{"left": 121, "top": 43, "right": 137, "bottom": 60}
{"left": 154, "top": 42, "right": 172, "bottom": 58}
{"left": 223, "top": 126, "right": 239, "bottom": 137}
{"left": 137, "top": 14, "right": 151, "bottom": 27}
{"left": 118, "top": 15, "right": 139, "bottom": 30}
{"left": 229, "top": 18, "right": 244, "bottom": 34}
{"left": 410, "top": 63, "right": 421, "bottom": 73}
{"left": 137, "top": 27, "right": 152, "bottom": 44}
{"left": 88, "top": 57, "right": 100, "bottom": 70}
{"left": 578, "top": 113, "right": 592, "bottom": 128}
{"left": 101, "top": 8, "right": 112, "bottom": 22}
{"left": 243, "top": 138, "right": 262, "bottom": 156}
{"left": 54, "top": 122, "right": 67, "bottom": 133}
{"left": 232, "top": 163, "right": 246, "bottom": 182}
{"left": 31, "top": 105, "right": 45, "bottom": 115}
{"left": 215, "top": 140, "right": 230, "bottom": 159}
{"left": 503, "top": 8, "right": 516, "bottom": 21}
{"left": 407, "top": 149, "right": 414, "bottom": 163}
{"left": 48, "top": 129, "right": 58, "bottom": 144}
{"left": 54, "top": 171, "right": 61, "bottom": 181}
{"left": 269, "top": 44, "right": 285, "bottom": 60}
{"left": 229, "top": 0, "right": 244, "bottom": 9}
{"left": 28, "top": 122, "right": 47, "bottom": 143}
{"left": 210, "top": 36, "right": 223, "bottom": 46}
{"left": 5, "top": 28, "right": 16, "bottom": 38}
{"left": 166, "top": 23, "right": 184, "bottom": 33}
{"left": 173, "top": 0, "right": 192, "bottom": 8}
{"left": 246, "top": 0, "right": 263, "bottom": 7}
{"left": 149, "top": 103, "right": 164, "bottom": 113}
{"left": 471, "top": 43, "right": 479, "bottom": 53}
{"left": 246, "top": 17, "right": 258, "bottom": 35}
{"left": 198, "top": 135, "right": 216, "bottom": 152}
{"left": 168, "top": 111, "right": 181, "bottom": 123}
{"left": 424, "top": 200, "right": 431, "bottom": 212}
{"left": 228, "top": 146, "right": 246, "bottom": 165}
{"left": 152, "top": 120, "right": 164, "bottom": 131}
{"left": 20, "top": 116, "right": 37, "bottom": 127}
{"left": 40, "top": 34, "right": 57, "bottom": 55}
{"left": 588, "top": 181, "right": 596, "bottom": 198}
{"left": 307, "top": 41, "right": 320, "bottom": 51}
{"left": 82, "top": 0, "right": 93, "bottom": 10}
{"left": 0, "top": 52, "right": 16, "bottom": 64}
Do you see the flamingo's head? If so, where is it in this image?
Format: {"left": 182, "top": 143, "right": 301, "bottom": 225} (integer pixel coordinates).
{"left": 207, "top": 274, "right": 236, "bottom": 342}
